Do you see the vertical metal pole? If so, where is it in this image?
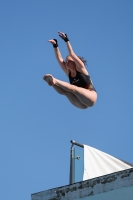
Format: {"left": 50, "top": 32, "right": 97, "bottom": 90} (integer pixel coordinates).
{"left": 69, "top": 140, "right": 84, "bottom": 184}
{"left": 69, "top": 142, "right": 74, "bottom": 184}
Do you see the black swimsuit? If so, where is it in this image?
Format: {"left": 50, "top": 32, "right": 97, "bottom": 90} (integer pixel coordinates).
{"left": 69, "top": 70, "right": 96, "bottom": 92}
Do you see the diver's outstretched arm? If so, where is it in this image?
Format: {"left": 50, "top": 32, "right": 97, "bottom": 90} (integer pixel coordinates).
{"left": 48, "top": 39, "right": 68, "bottom": 75}
{"left": 58, "top": 31, "right": 88, "bottom": 74}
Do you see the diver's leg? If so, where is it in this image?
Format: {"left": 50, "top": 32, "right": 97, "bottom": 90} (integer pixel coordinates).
{"left": 52, "top": 85, "right": 87, "bottom": 109}
{"left": 44, "top": 74, "right": 97, "bottom": 107}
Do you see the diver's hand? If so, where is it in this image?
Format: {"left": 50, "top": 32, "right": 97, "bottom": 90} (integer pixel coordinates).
{"left": 58, "top": 31, "right": 69, "bottom": 42}
{"left": 47, "top": 39, "right": 58, "bottom": 48}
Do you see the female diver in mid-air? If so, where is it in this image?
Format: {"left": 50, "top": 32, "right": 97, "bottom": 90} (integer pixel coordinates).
{"left": 43, "top": 31, "right": 97, "bottom": 109}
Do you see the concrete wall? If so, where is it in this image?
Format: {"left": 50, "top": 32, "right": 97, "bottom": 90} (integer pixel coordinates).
{"left": 76, "top": 185, "right": 133, "bottom": 200}
{"left": 31, "top": 168, "right": 133, "bottom": 200}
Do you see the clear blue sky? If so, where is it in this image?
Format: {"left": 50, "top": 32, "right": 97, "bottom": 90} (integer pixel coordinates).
{"left": 0, "top": 0, "right": 133, "bottom": 199}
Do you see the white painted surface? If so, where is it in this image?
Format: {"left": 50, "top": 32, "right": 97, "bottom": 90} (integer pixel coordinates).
{"left": 31, "top": 168, "right": 133, "bottom": 200}
{"left": 76, "top": 185, "right": 133, "bottom": 200}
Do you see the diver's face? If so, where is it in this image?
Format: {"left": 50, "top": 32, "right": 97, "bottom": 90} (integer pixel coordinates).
{"left": 65, "top": 56, "right": 75, "bottom": 69}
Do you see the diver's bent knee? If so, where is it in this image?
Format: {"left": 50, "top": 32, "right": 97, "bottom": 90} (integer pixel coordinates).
{"left": 88, "top": 100, "right": 96, "bottom": 107}
{"left": 82, "top": 105, "right": 88, "bottom": 109}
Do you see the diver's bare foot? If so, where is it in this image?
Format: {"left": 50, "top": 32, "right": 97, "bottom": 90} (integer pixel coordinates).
{"left": 43, "top": 74, "right": 56, "bottom": 86}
